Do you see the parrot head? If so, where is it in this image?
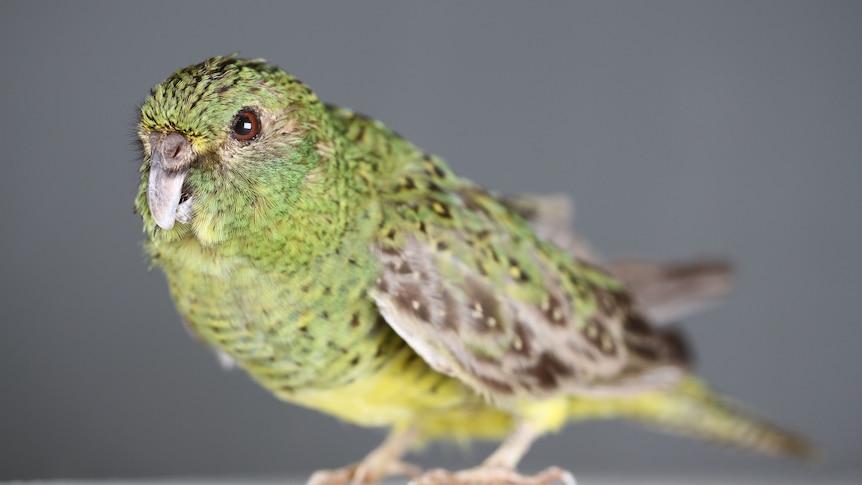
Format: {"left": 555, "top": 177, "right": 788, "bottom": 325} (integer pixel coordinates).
{"left": 135, "top": 55, "right": 330, "bottom": 243}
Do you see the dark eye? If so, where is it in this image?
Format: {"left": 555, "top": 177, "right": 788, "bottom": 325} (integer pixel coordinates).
{"left": 232, "top": 109, "right": 260, "bottom": 141}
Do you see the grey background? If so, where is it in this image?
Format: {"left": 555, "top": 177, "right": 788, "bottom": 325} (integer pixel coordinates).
{"left": 1, "top": 0, "right": 859, "bottom": 481}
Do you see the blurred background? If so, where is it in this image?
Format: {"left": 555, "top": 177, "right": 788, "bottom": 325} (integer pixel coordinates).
{"left": 1, "top": 1, "right": 859, "bottom": 482}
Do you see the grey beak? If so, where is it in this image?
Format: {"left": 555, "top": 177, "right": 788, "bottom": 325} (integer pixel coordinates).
{"left": 147, "top": 133, "right": 193, "bottom": 230}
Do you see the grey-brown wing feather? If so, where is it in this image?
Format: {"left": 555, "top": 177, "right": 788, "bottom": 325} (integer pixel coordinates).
{"left": 607, "top": 259, "right": 733, "bottom": 323}
{"left": 371, "top": 178, "right": 687, "bottom": 403}
{"left": 501, "top": 193, "right": 733, "bottom": 324}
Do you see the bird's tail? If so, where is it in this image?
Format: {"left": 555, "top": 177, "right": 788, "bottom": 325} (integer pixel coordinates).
{"left": 568, "top": 375, "right": 812, "bottom": 460}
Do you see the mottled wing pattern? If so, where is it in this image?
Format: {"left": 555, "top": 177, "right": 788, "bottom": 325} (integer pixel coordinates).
{"left": 502, "top": 193, "right": 734, "bottom": 324}
{"left": 370, "top": 155, "right": 688, "bottom": 402}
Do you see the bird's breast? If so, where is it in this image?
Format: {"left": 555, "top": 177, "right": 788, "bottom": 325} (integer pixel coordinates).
{"left": 153, "top": 235, "right": 394, "bottom": 392}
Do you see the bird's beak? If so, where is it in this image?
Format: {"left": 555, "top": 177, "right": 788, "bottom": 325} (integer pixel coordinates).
{"left": 147, "top": 132, "right": 193, "bottom": 230}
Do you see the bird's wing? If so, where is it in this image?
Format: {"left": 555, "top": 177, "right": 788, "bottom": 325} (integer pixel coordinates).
{"left": 370, "top": 170, "right": 688, "bottom": 403}
{"left": 604, "top": 259, "right": 733, "bottom": 324}
{"left": 500, "top": 193, "right": 733, "bottom": 324}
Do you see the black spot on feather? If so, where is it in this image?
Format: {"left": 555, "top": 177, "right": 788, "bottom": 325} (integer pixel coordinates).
{"left": 465, "top": 277, "right": 505, "bottom": 332}
{"left": 512, "top": 322, "right": 533, "bottom": 356}
{"left": 430, "top": 200, "right": 452, "bottom": 219}
{"left": 624, "top": 313, "right": 653, "bottom": 337}
{"left": 395, "top": 282, "right": 431, "bottom": 323}
{"left": 523, "top": 352, "right": 574, "bottom": 390}
{"left": 479, "top": 375, "right": 514, "bottom": 394}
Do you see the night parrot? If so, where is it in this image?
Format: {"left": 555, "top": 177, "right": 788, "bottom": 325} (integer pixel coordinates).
{"left": 135, "top": 56, "right": 810, "bottom": 485}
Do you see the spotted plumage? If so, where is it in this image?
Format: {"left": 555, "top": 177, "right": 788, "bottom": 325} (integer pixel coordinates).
{"left": 369, "top": 156, "right": 686, "bottom": 402}
{"left": 136, "top": 56, "right": 810, "bottom": 485}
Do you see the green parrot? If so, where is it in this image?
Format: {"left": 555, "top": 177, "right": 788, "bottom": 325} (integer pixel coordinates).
{"left": 135, "top": 56, "right": 809, "bottom": 485}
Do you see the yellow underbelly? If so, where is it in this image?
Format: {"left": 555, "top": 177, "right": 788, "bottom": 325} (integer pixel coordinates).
{"left": 281, "top": 345, "right": 516, "bottom": 441}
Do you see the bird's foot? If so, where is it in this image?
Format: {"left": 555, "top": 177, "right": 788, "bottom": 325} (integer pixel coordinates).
{"left": 307, "top": 459, "right": 421, "bottom": 485}
{"left": 409, "top": 466, "right": 576, "bottom": 485}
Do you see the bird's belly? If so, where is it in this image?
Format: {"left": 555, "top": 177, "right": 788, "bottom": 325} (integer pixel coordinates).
{"left": 284, "top": 342, "right": 516, "bottom": 439}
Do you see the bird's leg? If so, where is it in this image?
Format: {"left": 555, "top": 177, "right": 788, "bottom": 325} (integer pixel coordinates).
{"left": 481, "top": 419, "right": 542, "bottom": 469}
{"left": 410, "top": 422, "right": 576, "bottom": 485}
{"left": 307, "top": 425, "right": 421, "bottom": 485}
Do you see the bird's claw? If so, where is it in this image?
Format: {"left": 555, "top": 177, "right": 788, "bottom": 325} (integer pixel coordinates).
{"left": 408, "top": 466, "right": 576, "bottom": 485}
{"left": 307, "top": 460, "right": 421, "bottom": 485}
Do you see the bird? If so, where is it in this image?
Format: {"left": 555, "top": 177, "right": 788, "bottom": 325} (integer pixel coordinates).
{"left": 134, "top": 55, "right": 810, "bottom": 485}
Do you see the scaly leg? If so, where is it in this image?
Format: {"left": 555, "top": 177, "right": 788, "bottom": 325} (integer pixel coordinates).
{"left": 308, "top": 425, "right": 421, "bottom": 485}
{"left": 410, "top": 422, "right": 576, "bottom": 485}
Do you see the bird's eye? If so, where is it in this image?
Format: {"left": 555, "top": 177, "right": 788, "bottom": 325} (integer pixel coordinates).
{"left": 232, "top": 109, "right": 261, "bottom": 141}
